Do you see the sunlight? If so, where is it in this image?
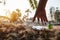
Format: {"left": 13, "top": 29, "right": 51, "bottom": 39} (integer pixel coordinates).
{"left": 0, "top": 0, "right": 33, "bottom": 20}
{"left": 0, "top": 0, "right": 24, "bottom": 22}
{"left": 0, "top": 0, "right": 60, "bottom": 21}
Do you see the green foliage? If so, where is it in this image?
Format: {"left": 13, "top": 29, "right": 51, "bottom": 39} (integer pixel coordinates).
{"left": 29, "top": 0, "right": 37, "bottom": 10}
{"left": 54, "top": 11, "right": 60, "bottom": 22}
{"left": 48, "top": 23, "right": 53, "bottom": 29}
{"left": 29, "top": 0, "right": 35, "bottom": 9}
{"left": 25, "top": 9, "right": 31, "bottom": 13}
{"left": 34, "top": 0, "right": 37, "bottom": 8}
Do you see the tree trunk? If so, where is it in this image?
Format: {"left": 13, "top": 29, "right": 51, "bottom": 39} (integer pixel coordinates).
{"left": 33, "top": 0, "right": 48, "bottom": 24}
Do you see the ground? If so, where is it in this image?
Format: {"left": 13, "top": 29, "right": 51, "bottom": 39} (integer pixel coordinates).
{"left": 0, "top": 19, "right": 60, "bottom": 40}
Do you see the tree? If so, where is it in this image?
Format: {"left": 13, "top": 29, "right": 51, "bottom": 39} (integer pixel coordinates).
{"left": 54, "top": 7, "right": 60, "bottom": 22}
{"left": 29, "top": 0, "right": 48, "bottom": 24}
{"left": 50, "top": 7, "right": 55, "bottom": 21}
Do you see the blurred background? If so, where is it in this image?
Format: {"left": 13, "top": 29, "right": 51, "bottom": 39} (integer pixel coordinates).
{"left": 0, "top": 0, "right": 60, "bottom": 21}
